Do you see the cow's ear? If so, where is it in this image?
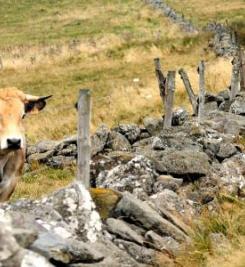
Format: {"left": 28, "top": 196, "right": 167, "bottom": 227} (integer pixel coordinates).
{"left": 25, "top": 95, "right": 52, "bottom": 114}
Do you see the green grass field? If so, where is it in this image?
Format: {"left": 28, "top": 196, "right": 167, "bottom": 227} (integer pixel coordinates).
{"left": 1, "top": 0, "right": 245, "bottom": 266}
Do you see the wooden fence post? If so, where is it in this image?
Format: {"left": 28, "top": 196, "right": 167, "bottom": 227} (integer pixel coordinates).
{"left": 239, "top": 48, "right": 245, "bottom": 91}
{"left": 230, "top": 55, "right": 240, "bottom": 100}
{"left": 178, "top": 68, "right": 197, "bottom": 115}
{"left": 77, "top": 89, "right": 91, "bottom": 188}
{"left": 0, "top": 56, "right": 3, "bottom": 70}
{"left": 154, "top": 58, "right": 166, "bottom": 105}
{"left": 197, "top": 61, "right": 205, "bottom": 123}
{"left": 164, "top": 71, "right": 176, "bottom": 128}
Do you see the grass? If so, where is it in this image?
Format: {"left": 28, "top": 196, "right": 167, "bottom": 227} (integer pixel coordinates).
{"left": 165, "top": 0, "right": 245, "bottom": 46}
{"left": 164, "top": 0, "right": 245, "bottom": 27}
{"left": 1, "top": 1, "right": 244, "bottom": 266}
{"left": 0, "top": 0, "right": 234, "bottom": 144}
{"left": 175, "top": 196, "right": 245, "bottom": 267}
{"left": 12, "top": 165, "right": 75, "bottom": 200}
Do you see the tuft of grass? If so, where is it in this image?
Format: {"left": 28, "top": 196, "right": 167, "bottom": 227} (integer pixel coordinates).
{"left": 176, "top": 197, "right": 245, "bottom": 267}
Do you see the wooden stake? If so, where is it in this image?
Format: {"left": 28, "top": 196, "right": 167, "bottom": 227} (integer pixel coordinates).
{"left": 197, "top": 61, "right": 205, "bottom": 123}
{"left": 164, "top": 71, "right": 176, "bottom": 128}
{"left": 230, "top": 55, "right": 240, "bottom": 100}
{"left": 239, "top": 48, "right": 245, "bottom": 91}
{"left": 77, "top": 89, "right": 91, "bottom": 188}
{"left": 178, "top": 68, "right": 197, "bottom": 115}
{"left": 154, "top": 58, "right": 166, "bottom": 104}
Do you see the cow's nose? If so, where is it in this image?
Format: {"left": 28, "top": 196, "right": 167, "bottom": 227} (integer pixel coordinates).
{"left": 7, "top": 138, "right": 21, "bottom": 149}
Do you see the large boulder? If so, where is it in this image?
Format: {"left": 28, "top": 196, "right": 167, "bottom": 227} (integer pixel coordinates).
{"left": 114, "top": 192, "right": 189, "bottom": 243}
{"left": 96, "top": 155, "right": 157, "bottom": 200}
{"left": 154, "top": 149, "right": 211, "bottom": 179}
{"left": 1, "top": 182, "right": 102, "bottom": 243}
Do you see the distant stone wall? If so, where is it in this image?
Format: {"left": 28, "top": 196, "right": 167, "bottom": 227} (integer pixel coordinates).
{"left": 205, "top": 23, "right": 239, "bottom": 57}
{"left": 144, "top": 0, "right": 198, "bottom": 33}
{"left": 145, "top": 0, "right": 239, "bottom": 57}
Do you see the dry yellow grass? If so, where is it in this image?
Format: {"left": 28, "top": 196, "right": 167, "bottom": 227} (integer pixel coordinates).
{"left": 207, "top": 241, "right": 245, "bottom": 267}
{"left": 165, "top": 0, "right": 245, "bottom": 26}
{"left": 4, "top": 0, "right": 234, "bottom": 202}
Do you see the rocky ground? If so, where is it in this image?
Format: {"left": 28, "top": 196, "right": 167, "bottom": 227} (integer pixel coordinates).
{"left": 0, "top": 88, "right": 244, "bottom": 266}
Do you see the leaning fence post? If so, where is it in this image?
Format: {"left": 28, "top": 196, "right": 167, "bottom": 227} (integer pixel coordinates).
{"left": 239, "top": 48, "right": 245, "bottom": 91}
{"left": 230, "top": 55, "right": 240, "bottom": 100}
{"left": 178, "top": 68, "right": 197, "bottom": 115}
{"left": 164, "top": 71, "right": 176, "bottom": 128}
{"left": 154, "top": 58, "right": 166, "bottom": 105}
{"left": 197, "top": 61, "right": 205, "bottom": 123}
{"left": 77, "top": 89, "right": 91, "bottom": 188}
{"left": 0, "top": 56, "right": 3, "bottom": 70}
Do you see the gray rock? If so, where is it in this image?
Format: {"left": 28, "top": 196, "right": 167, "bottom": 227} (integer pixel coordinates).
{"left": 154, "top": 149, "right": 211, "bottom": 179}
{"left": 114, "top": 124, "right": 141, "bottom": 143}
{"left": 26, "top": 145, "right": 38, "bottom": 157}
{"left": 13, "top": 228, "right": 38, "bottom": 248}
{"left": 2, "top": 182, "right": 102, "bottom": 244}
{"left": 106, "top": 218, "right": 144, "bottom": 245}
{"left": 82, "top": 237, "right": 145, "bottom": 267}
{"left": 20, "top": 250, "right": 54, "bottom": 267}
{"left": 150, "top": 190, "right": 188, "bottom": 216}
{"left": 153, "top": 175, "right": 183, "bottom": 193}
{"left": 97, "top": 155, "right": 157, "bottom": 200}
{"left": 47, "top": 155, "right": 76, "bottom": 168}
{"left": 114, "top": 192, "right": 188, "bottom": 242}
{"left": 171, "top": 108, "right": 188, "bottom": 126}
{"left": 91, "top": 124, "right": 110, "bottom": 156}
{"left": 145, "top": 230, "right": 180, "bottom": 255}
{"left": 152, "top": 137, "right": 166, "bottom": 150}
{"left": 114, "top": 239, "right": 156, "bottom": 265}
{"left": 219, "top": 153, "right": 245, "bottom": 194}
{"left": 35, "top": 140, "right": 59, "bottom": 153}
{"left": 0, "top": 222, "right": 20, "bottom": 262}
{"left": 204, "top": 101, "right": 218, "bottom": 113}
{"left": 31, "top": 232, "right": 104, "bottom": 264}
{"left": 230, "top": 99, "right": 245, "bottom": 115}
{"left": 207, "top": 111, "right": 245, "bottom": 135}
{"left": 27, "top": 150, "right": 54, "bottom": 163}
{"left": 143, "top": 117, "right": 163, "bottom": 136}
{"left": 216, "top": 143, "right": 238, "bottom": 160}
{"left": 108, "top": 131, "right": 131, "bottom": 151}
{"left": 57, "top": 144, "right": 77, "bottom": 156}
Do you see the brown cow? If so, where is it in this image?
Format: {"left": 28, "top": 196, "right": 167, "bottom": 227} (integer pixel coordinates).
{"left": 0, "top": 87, "right": 52, "bottom": 202}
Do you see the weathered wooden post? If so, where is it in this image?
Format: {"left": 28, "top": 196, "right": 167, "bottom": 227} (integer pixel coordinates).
{"left": 154, "top": 58, "right": 166, "bottom": 104}
{"left": 197, "top": 61, "right": 205, "bottom": 123}
{"left": 230, "top": 55, "right": 240, "bottom": 100}
{"left": 239, "top": 48, "right": 245, "bottom": 91}
{"left": 0, "top": 56, "right": 3, "bottom": 70}
{"left": 77, "top": 89, "right": 91, "bottom": 188}
{"left": 178, "top": 68, "right": 197, "bottom": 115}
{"left": 164, "top": 71, "right": 176, "bottom": 128}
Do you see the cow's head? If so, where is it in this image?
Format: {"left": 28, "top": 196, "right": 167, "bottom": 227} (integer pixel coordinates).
{"left": 0, "top": 88, "right": 52, "bottom": 151}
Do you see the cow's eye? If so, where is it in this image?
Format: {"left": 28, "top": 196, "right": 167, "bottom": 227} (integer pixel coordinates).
{"left": 22, "top": 114, "right": 26, "bottom": 119}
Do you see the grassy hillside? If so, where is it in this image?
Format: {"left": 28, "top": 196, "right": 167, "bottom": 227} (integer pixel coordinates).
{"left": 0, "top": 0, "right": 233, "bottom": 199}
{"left": 165, "top": 0, "right": 244, "bottom": 26}
{"left": 165, "top": 0, "right": 245, "bottom": 45}
{"left": 0, "top": 0, "right": 233, "bottom": 144}
{"left": 1, "top": 1, "right": 245, "bottom": 266}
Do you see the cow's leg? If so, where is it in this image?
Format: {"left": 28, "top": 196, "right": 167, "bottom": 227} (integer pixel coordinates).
{"left": 0, "top": 176, "right": 18, "bottom": 202}
{"left": 0, "top": 150, "right": 24, "bottom": 202}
